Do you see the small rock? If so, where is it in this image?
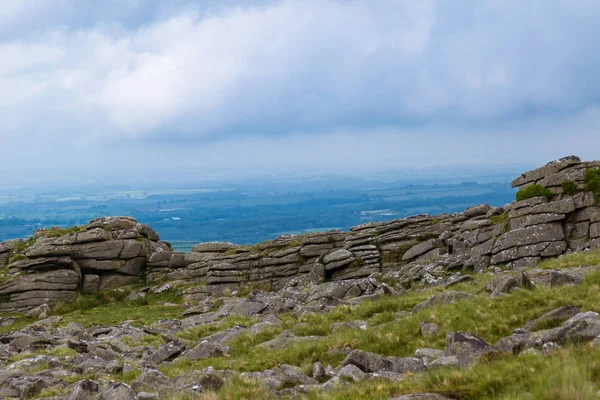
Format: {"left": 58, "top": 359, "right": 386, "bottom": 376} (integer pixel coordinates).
{"left": 312, "top": 362, "right": 329, "bottom": 382}
{"left": 445, "top": 332, "right": 499, "bottom": 367}
{"left": 24, "top": 304, "right": 50, "bottom": 319}
{"left": 337, "top": 364, "right": 366, "bottom": 382}
{"left": 419, "top": 322, "right": 440, "bottom": 338}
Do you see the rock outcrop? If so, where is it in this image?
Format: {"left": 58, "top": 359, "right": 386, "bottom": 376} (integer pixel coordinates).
{"left": 0, "top": 217, "right": 169, "bottom": 312}
{"left": 145, "top": 156, "right": 600, "bottom": 297}
{"left": 1, "top": 156, "right": 600, "bottom": 312}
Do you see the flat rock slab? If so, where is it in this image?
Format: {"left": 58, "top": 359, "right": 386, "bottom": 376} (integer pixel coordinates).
{"left": 445, "top": 331, "right": 499, "bottom": 367}
{"left": 492, "top": 223, "right": 564, "bottom": 254}
{"left": 413, "top": 291, "right": 474, "bottom": 313}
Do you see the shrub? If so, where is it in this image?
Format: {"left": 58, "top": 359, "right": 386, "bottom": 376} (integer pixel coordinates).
{"left": 561, "top": 180, "right": 581, "bottom": 196}
{"left": 585, "top": 167, "right": 600, "bottom": 201}
{"left": 515, "top": 184, "right": 554, "bottom": 202}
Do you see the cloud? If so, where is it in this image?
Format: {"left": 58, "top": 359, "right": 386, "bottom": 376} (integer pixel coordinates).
{"left": 0, "top": 0, "right": 599, "bottom": 181}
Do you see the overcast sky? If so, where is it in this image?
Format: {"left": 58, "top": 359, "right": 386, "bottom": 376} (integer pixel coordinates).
{"left": 1, "top": 0, "right": 600, "bottom": 184}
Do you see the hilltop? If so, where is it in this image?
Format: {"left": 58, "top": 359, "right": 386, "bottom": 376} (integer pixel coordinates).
{"left": 0, "top": 156, "right": 600, "bottom": 399}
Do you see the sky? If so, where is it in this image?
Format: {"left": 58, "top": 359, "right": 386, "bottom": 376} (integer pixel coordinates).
{"left": 1, "top": 0, "right": 600, "bottom": 184}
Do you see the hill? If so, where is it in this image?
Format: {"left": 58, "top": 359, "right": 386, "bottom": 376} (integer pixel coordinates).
{"left": 0, "top": 156, "right": 599, "bottom": 399}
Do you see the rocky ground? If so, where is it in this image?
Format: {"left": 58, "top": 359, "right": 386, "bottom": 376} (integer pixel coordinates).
{"left": 2, "top": 249, "right": 600, "bottom": 399}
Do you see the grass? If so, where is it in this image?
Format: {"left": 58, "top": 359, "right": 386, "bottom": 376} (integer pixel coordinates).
{"left": 39, "top": 225, "right": 88, "bottom": 238}
{"left": 11, "top": 236, "right": 35, "bottom": 252}
{"left": 123, "top": 368, "right": 142, "bottom": 384}
{"left": 585, "top": 167, "right": 600, "bottom": 202}
{"left": 515, "top": 184, "right": 554, "bottom": 202}
{"left": 490, "top": 211, "right": 510, "bottom": 233}
{"left": 177, "top": 315, "right": 262, "bottom": 342}
{"left": 381, "top": 244, "right": 413, "bottom": 264}
{"left": 33, "top": 388, "right": 67, "bottom": 399}
{"left": 537, "top": 248, "right": 600, "bottom": 270}
{"left": 415, "top": 233, "right": 439, "bottom": 242}
{"left": 121, "top": 334, "right": 165, "bottom": 349}
{"left": 161, "top": 266, "right": 600, "bottom": 382}
{"left": 50, "top": 287, "right": 183, "bottom": 328}
{"left": 302, "top": 345, "right": 600, "bottom": 400}
{"left": 562, "top": 181, "right": 581, "bottom": 196}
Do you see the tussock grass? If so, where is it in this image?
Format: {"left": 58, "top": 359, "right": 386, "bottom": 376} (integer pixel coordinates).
{"left": 303, "top": 346, "right": 600, "bottom": 400}
{"left": 177, "top": 315, "right": 262, "bottom": 342}
{"left": 537, "top": 248, "right": 600, "bottom": 270}
{"left": 162, "top": 268, "right": 600, "bottom": 385}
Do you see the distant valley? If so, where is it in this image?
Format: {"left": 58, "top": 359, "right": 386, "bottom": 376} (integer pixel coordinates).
{"left": 0, "top": 175, "right": 515, "bottom": 252}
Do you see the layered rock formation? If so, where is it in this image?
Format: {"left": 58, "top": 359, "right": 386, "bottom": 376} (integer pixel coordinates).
{"left": 0, "top": 217, "right": 168, "bottom": 312}
{"left": 147, "top": 156, "right": 600, "bottom": 296}
{"left": 1, "top": 156, "right": 600, "bottom": 312}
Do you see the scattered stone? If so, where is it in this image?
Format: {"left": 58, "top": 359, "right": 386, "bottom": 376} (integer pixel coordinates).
{"left": 445, "top": 332, "right": 499, "bottom": 367}
{"left": 413, "top": 291, "right": 474, "bottom": 313}
{"left": 419, "top": 322, "right": 440, "bottom": 338}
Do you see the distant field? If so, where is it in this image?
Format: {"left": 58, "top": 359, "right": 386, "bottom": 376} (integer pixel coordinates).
{"left": 0, "top": 180, "right": 515, "bottom": 246}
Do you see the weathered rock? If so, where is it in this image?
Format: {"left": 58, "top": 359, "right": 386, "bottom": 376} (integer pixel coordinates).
{"left": 492, "top": 223, "right": 565, "bottom": 254}
{"left": 142, "top": 341, "right": 185, "bottom": 367}
{"left": 393, "top": 393, "right": 452, "bottom": 400}
{"left": 337, "top": 364, "right": 366, "bottom": 381}
{"left": 527, "top": 269, "right": 583, "bottom": 287}
{"left": 414, "top": 348, "right": 445, "bottom": 365}
{"left": 419, "top": 322, "right": 440, "bottom": 338}
{"left": 413, "top": 291, "right": 473, "bottom": 313}
{"left": 464, "top": 204, "right": 492, "bottom": 218}
{"left": 387, "top": 357, "right": 425, "bottom": 374}
{"left": 445, "top": 332, "right": 499, "bottom": 367}
{"left": 271, "top": 364, "right": 318, "bottom": 386}
{"left": 323, "top": 249, "right": 355, "bottom": 270}
{"left": 312, "top": 362, "right": 330, "bottom": 382}
{"left": 98, "top": 382, "right": 138, "bottom": 400}
{"left": 191, "top": 242, "right": 239, "bottom": 253}
{"left": 511, "top": 156, "right": 581, "bottom": 188}
{"left": 0, "top": 269, "right": 79, "bottom": 295}
{"left": 82, "top": 274, "right": 99, "bottom": 295}
{"left": 342, "top": 350, "right": 393, "bottom": 373}
{"left": 183, "top": 341, "right": 229, "bottom": 360}
{"left": 66, "top": 379, "right": 100, "bottom": 400}
{"left": 403, "top": 239, "right": 439, "bottom": 261}
{"left": 523, "top": 305, "right": 580, "bottom": 331}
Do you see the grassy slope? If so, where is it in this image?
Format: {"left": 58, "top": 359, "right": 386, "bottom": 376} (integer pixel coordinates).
{"left": 9, "top": 249, "right": 600, "bottom": 399}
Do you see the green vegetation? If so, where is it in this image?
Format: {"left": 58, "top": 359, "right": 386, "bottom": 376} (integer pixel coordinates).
{"left": 415, "top": 233, "right": 439, "bottom": 242}
{"left": 121, "top": 334, "right": 165, "bottom": 349}
{"left": 490, "top": 211, "right": 510, "bottom": 232}
{"left": 33, "top": 387, "right": 66, "bottom": 399}
{"left": 177, "top": 315, "right": 262, "bottom": 342}
{"left": 11, "top": 236, "right": 35, "bottom": 252}
{"left": 304, "top": 346, "right": 600, "bottom": 400}
{"left": 537, "top": 249, "right": 600, "bottom": 270}
{"left": 122, "top": 368, "right": 142, "bottom": 384}
{"left": 208, "top": 376, "right": 277, "bottom": 400}
{"left": 49, "top": 287, "right": 182, "bottom": 328}
{"left": 381, "top": 244, "right": 413, "bottom": 264}
{"left": 561, "top": 180, "right": 581, "bottom": 196}
{"left": 258, "top": 239, "right": 304, "bottom": 256}
{"left": 155, "top": 249, "right": 600, "bottom": 397}
{"left": 585, "top": 167, "right": 600, "bottom": 202}
{"left": 515, "top": 184, "right": 555, "bottom": 202}
{"left": 40, "top": 225, "right": 87, "bottom": 238}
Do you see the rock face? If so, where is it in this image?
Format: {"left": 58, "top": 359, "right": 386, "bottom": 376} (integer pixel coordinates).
{"left": 0, "top": 217, "right": 168, "bottom": 312}
{"left": 1, "top": 156, "right": 600, "bottom": 312}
